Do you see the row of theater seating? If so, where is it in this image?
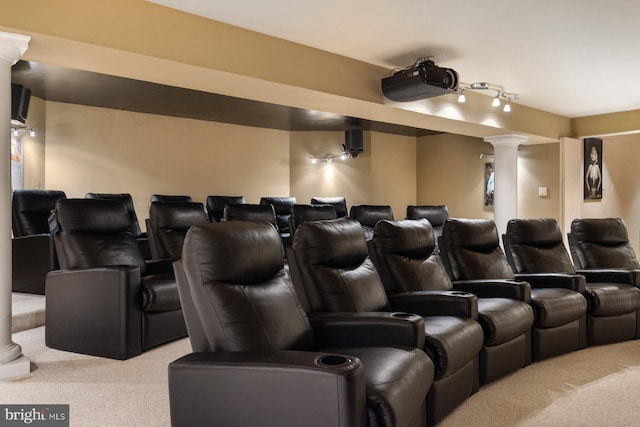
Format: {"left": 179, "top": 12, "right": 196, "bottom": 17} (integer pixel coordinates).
{"left": 12, "top": 189, "right": 640, "bottom": 425}
{"left": 10, "top": 188, "right": 443, "bottom": 294}
{"left": 169, "top": 216, "right": 640, "bottom": 426}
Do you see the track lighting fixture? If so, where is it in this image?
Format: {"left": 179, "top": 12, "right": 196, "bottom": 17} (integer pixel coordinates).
{"left": 455, "top": 81, "right": 518, "bottom": 112}
{"left": 309, "top": 150, "right": 355, "bottom": 163}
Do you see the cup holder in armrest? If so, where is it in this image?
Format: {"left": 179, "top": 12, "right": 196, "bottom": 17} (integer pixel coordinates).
{"left": 390, "top": 312, "right": 417, "bottom": 319}
{"left": 317, "top": 355, "right": 352, "bottom": 367}
{"left": 449, "top": 291, "right": 472, "bottom": 296}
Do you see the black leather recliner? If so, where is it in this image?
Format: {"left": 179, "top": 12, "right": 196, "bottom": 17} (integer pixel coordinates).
{"left": 260, "top": 196, "right": 296, "bottom": 247}
{"left": 11, "top": 189, "right": 66, "bottom": 294}
{"left": 439, "top": 218, "right": 535, "bottom": 383}
{"left": 349, "top": 204, "right": 394, "bottom": 241}
{"left": 147, "top": 201, "right": 209, "bottom": 260}
{"left": 502, "top": 218, "right": 589, "bottom": 358}
{"left": 288, "top": 204, "right": 337, "bottom": 240}
{"left": 85, "top": 192, "right": 151, "bottom": 259}
{"left": 567, "top": 218, "right": 640, "bottom": 343}
{"left": 45, "top": 198, "right": 187, "bottom": 359}
{"left": 223, "top": 203, "right": 277, "bottom": 225}
{"left": 311, "top": 196, "right": 348, "bottom": 218}
{"left": 170, "top": 221, "right": 434, "bottom": 427}
{"left": 205, "top": 195, "right": 244, "bottom": 222}
{"left": 406, "top": 205, "right": 449, "bottom": 250}
{"left": 291, "top": 219, "right": 483, "bottom": 425}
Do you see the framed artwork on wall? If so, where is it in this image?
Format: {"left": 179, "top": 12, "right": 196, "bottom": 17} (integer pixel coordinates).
{"left": 11, "top": 136, "right": 23, "bottom": 191}
{"left": 584, "top": 138, "right": 602, "bottom": 200}
{"left": 484, "top": 162, "right": 494, "bottom": 207}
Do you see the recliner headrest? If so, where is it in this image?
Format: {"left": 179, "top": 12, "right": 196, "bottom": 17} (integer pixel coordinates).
{"left": 373, "top": 219, "right": 434, "bottom": 258}
{"left": 259, "top": 197, "right": 296, "bottom": 215}
{"left": 150, "top": 202, "right": 208, "bottom": 230}
{"left": 294, "top": 219, "right": 368, "bottom": 268}
{"left": 310, "top": 196, "right": 348, "bottom": 218}
{"left": 183, "top": 221, "right": 284, "bottom": 285}
{"left": 350, "top": 205, "right": 394, "bottom": 227}
{"left": 12, "top": 189, "right": 67, "bottom": 236}
{"left": 506, "top": 218, "right": 563, "bottom": 247}
{"left": 571, "top": 218, "right": 629, "bottom": 245}
{"left": 150, "top": 194, "right": 193, "bottom": 203}
{"left": 405, "top": 205, "right": 449, "bottom": 225}
{"left": 223, "top": 203, "right": 277, "bottom": 225}
{"left": 443, "top": 218, "right": 499, "bottom": 251}
{"left": 290, "top": 204, "right": 337, "bottom": 225}
{"left": 55, "top": 199, "right": 131, "bottom": 234}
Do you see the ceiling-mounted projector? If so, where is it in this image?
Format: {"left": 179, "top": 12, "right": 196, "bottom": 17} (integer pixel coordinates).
{"left": 381, "top": 59, "right": 459, "bottom": 102}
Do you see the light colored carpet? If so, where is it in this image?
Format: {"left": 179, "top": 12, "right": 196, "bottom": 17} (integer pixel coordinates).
{"left": 440, "top": 340, "right": 640, "bottom": 426}
{"left": 3, "top": 325, "right": 640, "bottom": 426}
{"left": 3, "top": 326, "right": 191, "bottom": 427}
{"left": 11, "top": 293, "right": 46, "bottom": 333}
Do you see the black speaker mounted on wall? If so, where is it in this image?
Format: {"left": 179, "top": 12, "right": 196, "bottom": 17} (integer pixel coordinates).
{"left": 11, "top": 83, "right": 31, "bottom": 126}
{"left": 344, "top": 129, "right": 364, "bottom": 157}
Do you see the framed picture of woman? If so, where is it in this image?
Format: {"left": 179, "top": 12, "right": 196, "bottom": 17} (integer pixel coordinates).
{"left": 584, "top": 138, "right": 602, "bottom": 199}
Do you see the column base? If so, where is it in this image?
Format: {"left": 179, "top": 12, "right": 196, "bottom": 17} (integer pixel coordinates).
{"left": 0, "top": 354, "right": 30, "bottom": 379}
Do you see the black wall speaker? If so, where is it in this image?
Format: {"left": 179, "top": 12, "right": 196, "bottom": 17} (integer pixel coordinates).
{"left": 345, "top": 129, "right": 364, "bottom": 156}
{"left": 11, "top": 84, "right": 31, "bottom": 126}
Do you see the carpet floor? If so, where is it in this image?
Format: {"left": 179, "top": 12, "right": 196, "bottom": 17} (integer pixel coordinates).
{"left": 3, "top": 325, "right": 640, "bottom": 426}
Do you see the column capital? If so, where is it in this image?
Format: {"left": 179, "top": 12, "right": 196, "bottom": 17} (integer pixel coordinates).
{"left": 0, "top": 31, "right": 30, "bottom": 65}
{"left": 484, "top": 133, "right": 529, "bottom": 147}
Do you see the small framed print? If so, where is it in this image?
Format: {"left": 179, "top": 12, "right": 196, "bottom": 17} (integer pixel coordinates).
{"left": 584, "top": 138, "right": 602, "bottom": 200}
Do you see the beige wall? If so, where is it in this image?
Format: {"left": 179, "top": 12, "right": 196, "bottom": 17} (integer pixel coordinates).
{"left": 517, "top": 143, "right": 560, "bottom": 220}
{"left": 370, "top": 132, "right": 416, "bottom": 216}
{"left": 289, "top": 130, "right": 416, "bottom": 217}
{"left": 44, "top": 101, "right": 290, "bottom": 228}
{"left": 15, "top": 96, "right": 46, "bottom": 190}
{"left": 416, "top": 134, "right": 494, "bottom": 219}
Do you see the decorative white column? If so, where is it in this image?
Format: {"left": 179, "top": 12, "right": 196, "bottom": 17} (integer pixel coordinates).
{"left": 485, "top": 134, "right": 529, "bottom": 238}
{"left": 0, "top": 31, "right": 30, "bottom": 379}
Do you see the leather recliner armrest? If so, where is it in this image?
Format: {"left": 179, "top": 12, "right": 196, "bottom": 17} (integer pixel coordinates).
{"left": 452, "top": 279, "right": 531, "bottom": 303}
{"left": 514, "top": 273, "right": 586, "bottom": 293}
{"left": 309, "top": 312, "right": 425, "bottom": 349}
{"left": 169, "top": 351, "right": 365, "bottom": 427}
{"left": 575, "top": 269, "right": 640, "bottom": 287}
{"left": 388, "top": 290, "right": 478, "bottom": 319}
{"left": 45, "top": 266, "right": 143, "bottom": 359}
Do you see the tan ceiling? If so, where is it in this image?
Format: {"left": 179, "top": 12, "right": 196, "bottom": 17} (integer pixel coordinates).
{"left": 148, "top": 0, "right": 640, "bottom": 119}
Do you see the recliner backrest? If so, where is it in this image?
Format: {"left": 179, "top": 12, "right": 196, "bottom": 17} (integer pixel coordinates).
{"left": 259, "top": 196, "right": 296, "bottom": 235}
{"left": 181, "top": 221, "right": 315, "bottom": 352}
{"left": 288, "top": 204, "right": 337, "bottom": 240}
{"left": 349, "top": 205, "right": 394, "bottom": 241}
{"left": 504, "top": 218, "right": 576, "bottom": 274}
{"left": 223, "top": 203, "right": 277, "bottom": 227}
{"left": 85, "top": 192, "right": 142, "bottom": 237}
{"left": 405, "top": 205, "right": 449, "bottom": 241}
{"left": 292, "top": 219, "right": 391, "bottom": 313}
{"left": 569, "top": 218, "right": 640, "bottom": 269}
{"left": 205, "top": 195, "right": 245, "bottom": 222}
{"left": 371, "top": 219, "right": 453, "bottom": 294}
{"left": 148, "top": 202, "right": 209, "bottom": 260}
{"left": 52, "top": 198, "right": 146, "bottom": 272}
{"left": 12, "top": 189, "right": 67, "bottom": 237}
{"left": 311, "top": 196, "right": 348, "bottom": 218}
{"left": 150, "top": 194, "right": 193, "bottom": 204}
{"left": 440, "top": 218, "right": 515, "bottom": 280}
